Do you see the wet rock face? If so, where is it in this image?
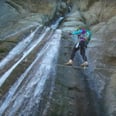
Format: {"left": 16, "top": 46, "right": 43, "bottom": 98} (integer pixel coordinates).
{"left": 61, "top": 0, "right": 116, "bottom": 116}
{"left": 0, "top": 0, "right": 69, "bottom": 60}
{"left": 59, "top": 0, "right": 116, "bottom": 115}
{"left": 6, "top": 0, "right": 69, "bottom": 18}
{"left": 0, "top": 0, "right": 116, "bottom": 115}
{"left": 0, "top": 0, "right": 69, "bottom": 40}
{"left": 7, "top": 0, "right": 57, "bottom": 14}
{"left": 89, "top": 16, "right": 116, "bottom": 116}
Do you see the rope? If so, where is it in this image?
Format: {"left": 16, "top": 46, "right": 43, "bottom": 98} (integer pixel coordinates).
{"left": 40, "top": 62, "right": 116, "bottom": 72}
{"left": 57, "top": 64, "right": 116, "bottom": 72}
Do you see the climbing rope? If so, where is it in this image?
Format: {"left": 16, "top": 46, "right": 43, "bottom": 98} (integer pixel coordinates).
{"left": 39, "top": 62, "right": 116, "bottom": 72}
{"left": 56, "top": 64, "right": 116, "bottom": 72}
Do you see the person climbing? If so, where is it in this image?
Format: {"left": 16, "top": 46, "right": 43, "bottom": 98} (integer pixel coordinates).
{"left": 66, "top": 26, "right": 91, "bottom": 66}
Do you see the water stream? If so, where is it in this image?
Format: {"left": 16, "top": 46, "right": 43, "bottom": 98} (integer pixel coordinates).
{"left": 0, "top": 13, "right": 105, "bottom": 115}
{"left": 0, "top": 27, "right": 51, "bottom": 87}
{"left": 0, "top": 22, "right": 62, "bottom": 115}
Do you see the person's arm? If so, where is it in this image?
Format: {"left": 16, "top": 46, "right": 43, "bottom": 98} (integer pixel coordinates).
{"left": 72, "top": 30, "right": 82, "bottom": 35}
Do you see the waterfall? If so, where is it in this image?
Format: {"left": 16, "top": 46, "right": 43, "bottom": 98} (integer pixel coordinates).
{"left": 51, "top": 17, "right": 64, "bottom": 30}
{"left": 0, "top": 25, "right": 62, "bottom": 115}
{"left": 0, "top": 27, "right": 50, "bottom": 87}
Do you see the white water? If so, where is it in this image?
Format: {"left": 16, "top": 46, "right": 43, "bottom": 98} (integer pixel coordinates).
{"left": 0, "top": 26, "right": 40, "bottom": 70}
{"left": 0, "top": 27, "right": 50, "bottom": 87}
{"left": 51, "top": 17, "right": 64, "bottom": 29}
{"left": 0, "top": 29, "right": 62, "bottom": 115}
{"left": 3, "top": 24, "right": 39, "bottom": 40}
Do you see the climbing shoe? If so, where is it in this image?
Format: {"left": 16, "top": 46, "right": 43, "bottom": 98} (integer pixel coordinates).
{"left": 65, "top": 60, "right": 73, "bottom": 65}
{"left": 81, "top": 61, "right": 88, "bottom": 67}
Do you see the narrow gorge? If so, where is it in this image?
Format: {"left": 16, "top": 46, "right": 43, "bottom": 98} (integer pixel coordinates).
{"left": 0, "top": 0, "right": 116, "bottom": 116}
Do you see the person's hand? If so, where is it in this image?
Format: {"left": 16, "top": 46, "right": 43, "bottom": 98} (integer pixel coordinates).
{"left": 68, "top": 32, "right": 72, "bottom": 35}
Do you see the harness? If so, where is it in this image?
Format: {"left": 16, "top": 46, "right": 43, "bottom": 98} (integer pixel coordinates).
{"left": 71, "top": 29, "right": 91, "bottom": 47}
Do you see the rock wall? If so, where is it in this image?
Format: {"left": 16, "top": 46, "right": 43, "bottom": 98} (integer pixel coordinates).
{"left": 60, "top": 0, "right": 116, "bottom": 115}
{"left": 0, "top": 0, "right": 69, "bottom": 40}
{"left": 0, "top": 0, "right": 116, "bottom": 115}
{"left": 7, "top": 0, "right": 57, "bottom": 16}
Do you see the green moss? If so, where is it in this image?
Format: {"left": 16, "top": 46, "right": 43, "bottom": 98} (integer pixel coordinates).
{"left": 0, "top": 48, "right": 8, "bottom": 53}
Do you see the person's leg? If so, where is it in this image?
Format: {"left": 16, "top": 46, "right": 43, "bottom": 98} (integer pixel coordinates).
{"left": 80, "top": 47, "right": 87, "bottom": 61}
{"left": 66, "top": 44, "right": 79, "bottom": 65}
{"left": 70, "top": 46, "right": 79, "bottom": 60}
{"left": 80, "top": 41, "right": 88, "bottom": 66}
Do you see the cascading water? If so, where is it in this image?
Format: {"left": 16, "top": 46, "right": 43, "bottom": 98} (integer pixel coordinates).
{"left": 0, "top": 27, "right": 50, "bottom": 87}
{"left": 51, "top": 17, "right": 64, "bottom": 30}
{"left": 0, "top": 21, "right": 62, "bottom": 115}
